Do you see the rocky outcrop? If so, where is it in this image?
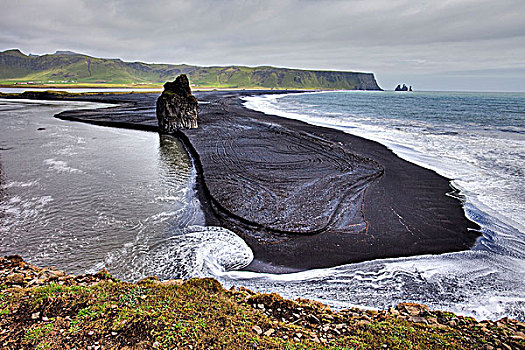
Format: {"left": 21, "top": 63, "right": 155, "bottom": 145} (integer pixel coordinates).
{"left": 0, "top": 255, "right": 116, "bottom": 288}
{"left": 236, "top": 289, "right": 525, "bottom": 347}
{"left": 156, "top": 74, "right": 198, "bottom": 132}
{"left": 395, "top": 83, "right": 412, "bottom": 91}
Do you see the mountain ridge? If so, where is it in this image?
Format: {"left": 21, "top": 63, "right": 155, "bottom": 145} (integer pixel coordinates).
{"left": 0, "top": 49, "right": 382, "bottom": 90}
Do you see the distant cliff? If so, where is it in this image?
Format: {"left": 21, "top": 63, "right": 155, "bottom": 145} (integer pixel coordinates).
{"left": 0, "top": 49, "right": 382, "bottom": 90}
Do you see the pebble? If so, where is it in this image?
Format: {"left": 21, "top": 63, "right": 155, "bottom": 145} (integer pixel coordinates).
{"left": 308, "top": 314, "right": 320, "bottom": 323}
{"left": 407, "top": 316, "right": 428, "bottom": 324}
{"left": 263, "top": 328, "right": 275, "bottom": 336}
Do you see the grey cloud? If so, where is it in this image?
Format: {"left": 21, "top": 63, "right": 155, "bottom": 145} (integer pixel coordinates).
{"left": 1, "top": 0, "right": 524, "bottom": 90}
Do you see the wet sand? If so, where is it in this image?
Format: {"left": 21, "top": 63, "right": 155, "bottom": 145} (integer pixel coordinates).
{"left": 48, "top": 90, "right": 480, "bottom": 272}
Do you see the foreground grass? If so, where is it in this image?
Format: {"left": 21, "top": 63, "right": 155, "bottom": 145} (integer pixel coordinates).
{"left": 2, "top": 278, "right": 277, "bottom": 349}
{"left": 1, "top": 274, "right": 524, "bottom": 349}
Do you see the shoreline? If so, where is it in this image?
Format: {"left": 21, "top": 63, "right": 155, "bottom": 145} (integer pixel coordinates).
{"left": 247, "top": 91, "right": 525, "bottom": 239}
{"left": 0, "top": 90, "right": 480, "bottom": 273}
{"left": 6, "top": 91, "right": 478, "bottom": 273}
{"left": 184, "top": 91, "right": 479, "bottom": 272}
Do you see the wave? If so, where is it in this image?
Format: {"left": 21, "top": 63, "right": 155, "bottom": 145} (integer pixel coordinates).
{"left": 235, "top": 91, "right": 525, "bottom": 321}
{"left": 97, "top": 225, "right": 254, "bottom": 281}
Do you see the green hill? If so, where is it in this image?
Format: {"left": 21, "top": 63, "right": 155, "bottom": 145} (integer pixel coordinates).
{"left": 0, "top": 49, "right": 382, "bottom": 90}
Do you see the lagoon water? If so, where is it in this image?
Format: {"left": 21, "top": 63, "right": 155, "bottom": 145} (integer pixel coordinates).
{"left": 0, "top": 99, "right": 251, "bottom": 281}
{"left": 0, "top": 91, "right": 524, "bottom": 321}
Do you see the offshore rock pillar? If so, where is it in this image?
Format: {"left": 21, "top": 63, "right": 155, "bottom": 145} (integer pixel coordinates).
{"left": 156, "top": 74, "right": 198, "bottom": 132}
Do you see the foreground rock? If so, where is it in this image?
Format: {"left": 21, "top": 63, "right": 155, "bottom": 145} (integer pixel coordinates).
{"left": 1, "top": 256, "right": 524, "bottom": 350}
{"left": 0, "top": 255, "right": 116, "bottom": 288}
{"left": 156, "top": 74, "right": 198, "bottom": 132}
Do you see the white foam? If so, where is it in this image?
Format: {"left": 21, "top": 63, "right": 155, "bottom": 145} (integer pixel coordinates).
{"left": 43, "top": 158, "right": 84, "bottom": 174}
{"left": 2, "top": 180, "right": 38, "bottom": 189}
{"left": 215, "top": 246, "right": 525, "bottom": 320}
{"left": 236, "top": 91, "right": 525, "bottom": 321}
{"left": 104, "top": 225, "right": 254, "bottom": 281}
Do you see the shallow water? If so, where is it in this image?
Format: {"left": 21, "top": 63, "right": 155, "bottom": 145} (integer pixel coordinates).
{"left": 0, "top": 94, "right": 524, "bottom": 321}
{"left": 0, "top": 99, "right": 250, "bottom": 281}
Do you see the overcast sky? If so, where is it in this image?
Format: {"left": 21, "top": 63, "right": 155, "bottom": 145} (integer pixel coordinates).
{"left": 1, "top": 0, "right": 524, "bottom": 91}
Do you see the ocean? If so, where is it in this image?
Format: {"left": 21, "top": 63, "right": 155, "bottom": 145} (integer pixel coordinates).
{"left": 244, "top": 91, "right": 525, "bottom": 234}
{"left": 238, "top": 91, "right": 525, "bottom": 320}
{"left": 0, "top": 91, "right": 524, "bottom": 321}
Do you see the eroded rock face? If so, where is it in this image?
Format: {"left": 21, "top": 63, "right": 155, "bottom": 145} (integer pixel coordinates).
{"left": 156, "top": 74, "right": 198, "bottom": 132}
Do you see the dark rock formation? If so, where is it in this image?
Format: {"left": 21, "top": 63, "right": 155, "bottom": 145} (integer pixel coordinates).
{"left": 156, "top": 74, "right": 198, "bottom": 132}
{"left": 395, "top": 84, "right": 412, "bottom": 92}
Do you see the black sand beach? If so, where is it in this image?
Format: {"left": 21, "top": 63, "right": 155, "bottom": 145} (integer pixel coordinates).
{"left": 30, "top": 90, "right": 480, "bottom": 272}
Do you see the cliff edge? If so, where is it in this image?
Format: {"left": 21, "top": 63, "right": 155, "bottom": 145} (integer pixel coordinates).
{"left": 0, "top": 255, "right": 523, "bottom": 349}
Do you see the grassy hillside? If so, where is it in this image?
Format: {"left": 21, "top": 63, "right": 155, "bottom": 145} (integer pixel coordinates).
{"left": 0, "top": 49, "right": 382, "bottom": 90}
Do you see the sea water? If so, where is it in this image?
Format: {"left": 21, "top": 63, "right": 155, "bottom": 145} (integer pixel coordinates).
{"left": 0, "top": 92, "right": 524, "bottom": 321}
{"left": 233, "top": 91, "right": 525, "bottom": 321}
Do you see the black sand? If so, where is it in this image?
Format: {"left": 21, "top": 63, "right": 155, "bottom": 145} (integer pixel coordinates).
{"left": 51, "top": 90, "right": 480, "bottom": 273}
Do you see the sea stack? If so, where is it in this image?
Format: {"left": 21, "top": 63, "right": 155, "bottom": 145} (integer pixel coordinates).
{"left": 395, "top": 83, "right": 412, "bottom": 92}
{"left": 156, "top": 74, "right": 198, "bottom": 132}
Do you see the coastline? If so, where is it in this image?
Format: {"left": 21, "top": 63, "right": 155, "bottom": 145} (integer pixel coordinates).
{"left": 182, "top": 92, "right": 480, "bottom": 272}
{"left": 2, "top": 90, "right": 480, "bottom": 273}
{"left": 4, "top": 90, "right": 525, "bottom": 323}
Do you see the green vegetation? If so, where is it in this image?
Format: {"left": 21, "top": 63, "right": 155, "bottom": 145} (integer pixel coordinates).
{"left": 1, "top": 277, "right": 522, "bottom": 349}
{"left": 0, "top": 49, "right": 382, "bottom": 90}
